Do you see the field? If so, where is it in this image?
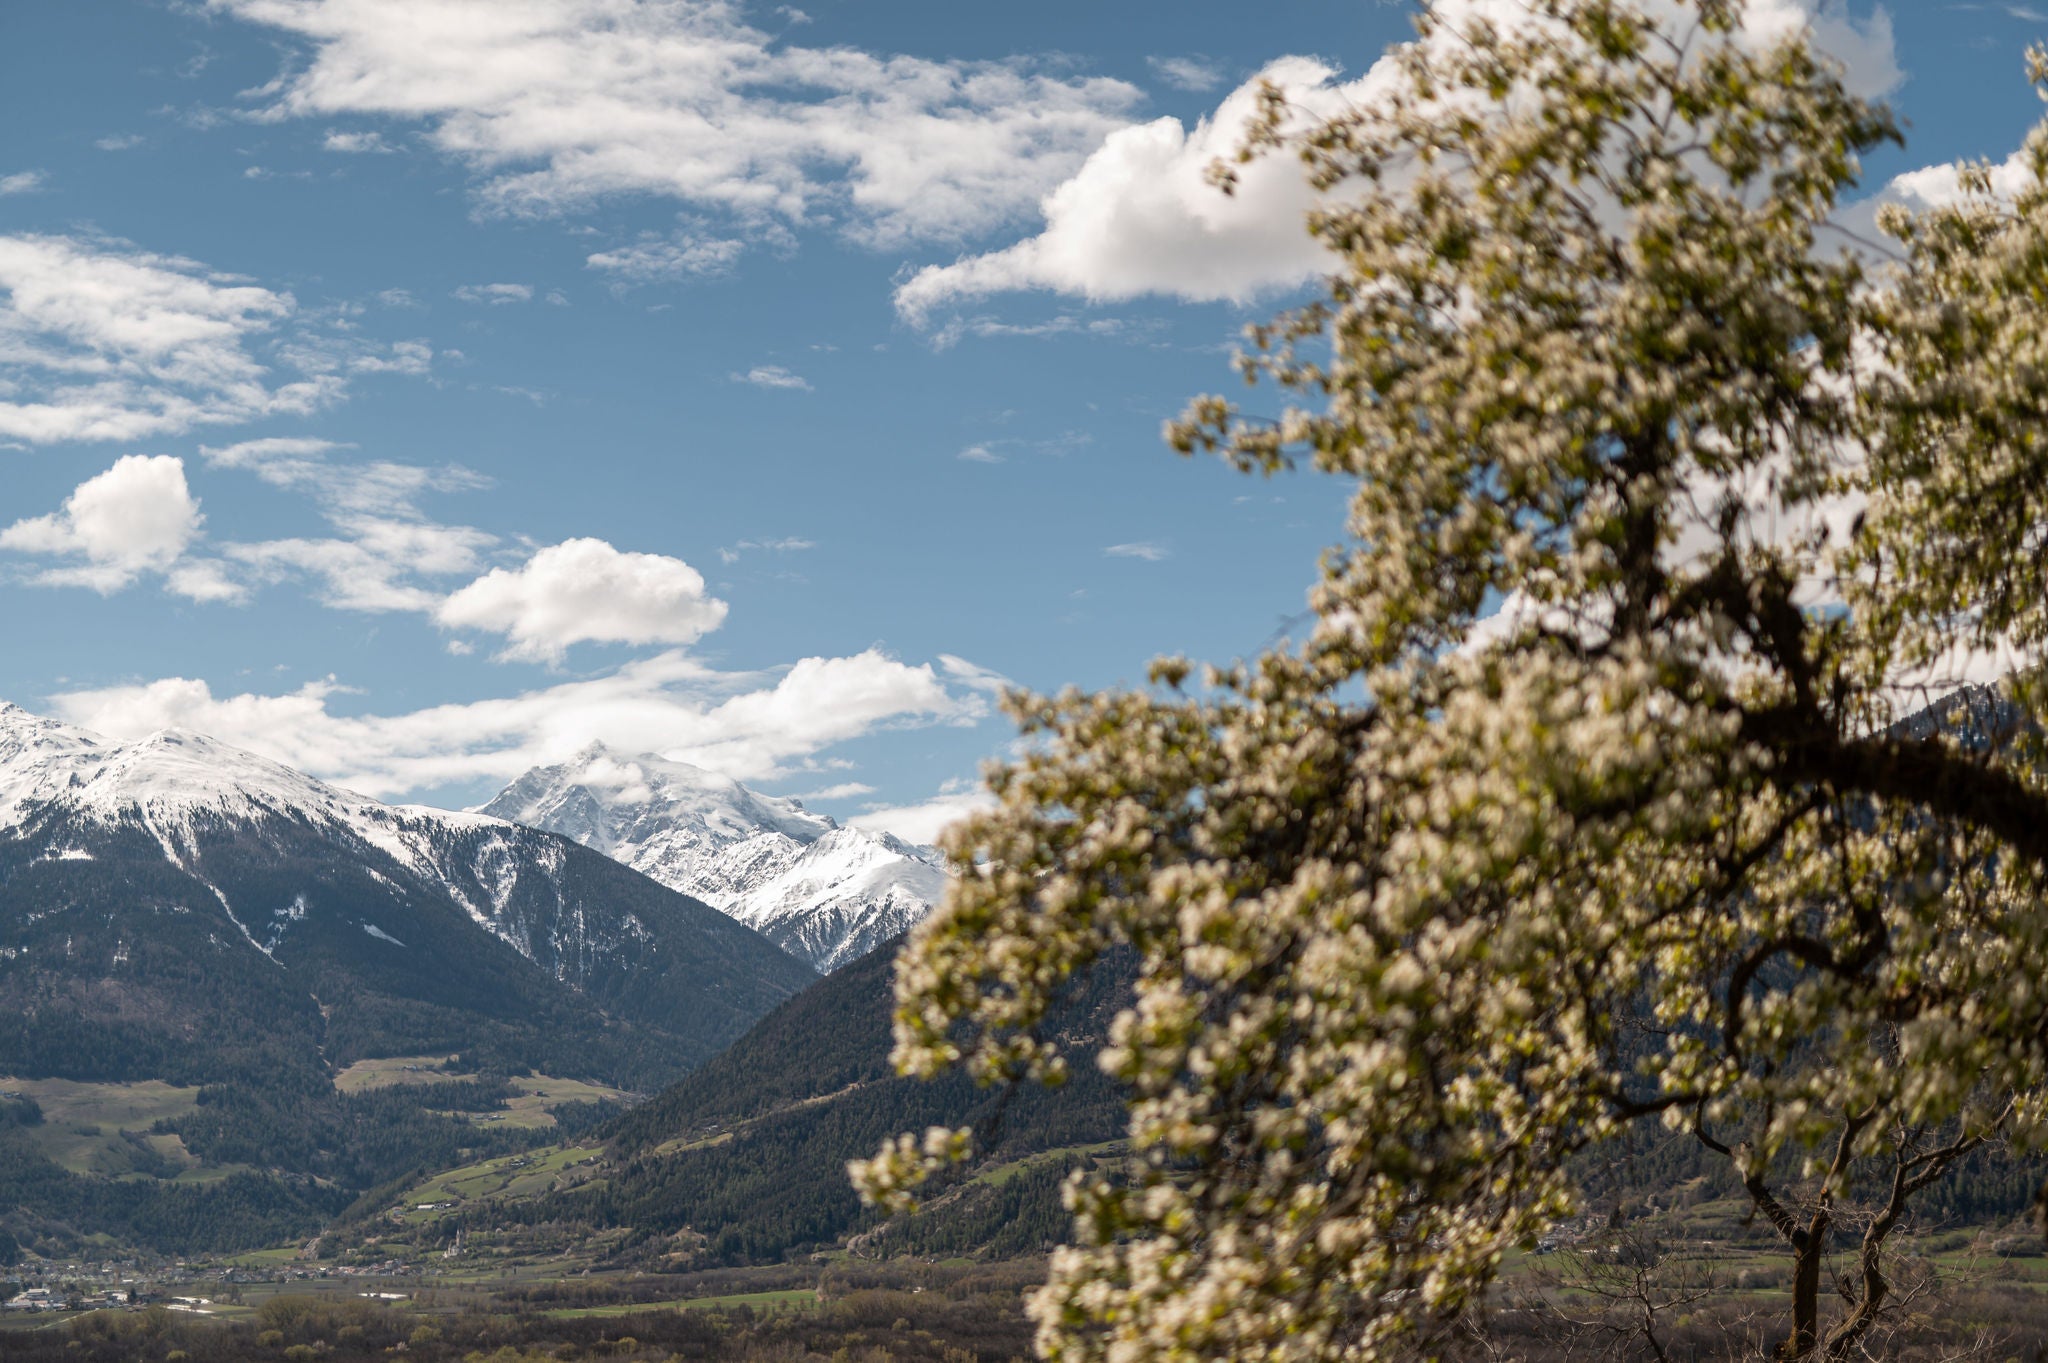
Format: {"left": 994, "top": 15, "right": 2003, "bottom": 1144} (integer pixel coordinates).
{"left": 334, "top": 1056, "right": 635, "bottom": 1130}
{"left": 388, "top": 1143, "right": 605, "bottom": 1224}
{"left": 970, "top": 1140, "right": 1122, "bottom": 1188}
{"left": 0, "top": 1074, "right": 204, "bottom": 1177}
{"left": 543, "top": 1288, "right": 820, "bottom": 1318}
{"left": 443, "top": 1074, "right": 635, "bottom": 1130}
{"left": 331, "top": 1055, "right": 468, "bottom": 1094}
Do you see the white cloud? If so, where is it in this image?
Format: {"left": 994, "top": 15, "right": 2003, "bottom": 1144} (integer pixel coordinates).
{"left": 786, "top": 781, "right": 874, "bottom": 801}
{"left": 164, "top": 557, "right": 245, "bottom": 603}
{"left": 1146, "top": 56, "right": 1224, "bottom": 93}
{"left": 733, "top": 365, "right": 810, "bottom": 391}
{"left": 201, "top": 436, "right": 484, "bottom": 514}
{"left": 928, "top": 313, "right": 1135, "bottom": 348}
{"left": 957, "top": 443, "right": 1003, "bottom": 463}
{"left": 0, "top": 233, "right": 343, "bottom": 443}
{"left": 51, "top": 646, "right": 980, "bottom": 796}
{"left": 850, "top": 777, "right": 992, "bottom": 845}
{"left": 0, "top": 171, "right": 47, "bottom": 196}
{"left": 452, "top": 282, "right": 532, "bottom": 305}
{"left": 717, "top": 535, "right": 814, "bottom": 564}
{"left": 437, "top": 537, "right": 729, "bottom": 662}
{"left": 897, "top": 2, "right": 1901, "bottom": 322}
{"left": 938, "top": 653, "right": 1011, "bottom": 693}
{"left": 894, "top": 57, "right": 1343, "bottom": 321}
{"left": 195, "top": 437, "right": 495, "bottom": 611}
{"left": 0, "top": 442, "right": 492, "bottom": 610}
{"left": 587, "top": 231, "right": 745, "bottom": 285}
{"left": 1105, "top": 541, "right": 1169, "bottom": 561}
{"left": 342, "top": 337, "right": 434, "bottom": 374}
{"left": 323, "top": 129, "right": 397, "bottom": 153}
{"left": 1878, "top": 147, "right": 2036, "bottom": 213}
{"left": 95, "top": 134, "right": 145, "bottom": 152}
{"left": 0, "top": 455, "right": 204, "bottom": 592}
{"left": 207, "top": 0, "right": 1141, "bottom": 246}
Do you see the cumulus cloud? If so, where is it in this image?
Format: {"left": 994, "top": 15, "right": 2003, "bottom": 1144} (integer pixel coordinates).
{"left": 437, "top": 537, "right": 729, "bottom": 662}
{"left": 0, "top": 171, "right": 47, "bottom": 196}
{"left": 1876, "top": 146, "right": 2036, "bottom": 215}
{"left": 894, "top": 57, "right": 1346, "bottom": 321}
{"left": 957, "top": 443, "right": 1003, "bottom": 463}
{"left": 0, "top": 454, "right": 204, "bottom": 592}
{"left": 452, "top": 282, "right": 532, "bottom": 305}
{"left": 897, "top": 1, "right": 1901, "bottom": 322}
{"left": 207, "top": 0, "right": 1141, "bottom": 246}
{"left": 587, "top": 231, "right": 746, "bottom": 285}
{"left": 52, "top": 646, "right": 980, "bottom": 796}
{"left": 733, "top": 365, "right": 810, "bottom": 391}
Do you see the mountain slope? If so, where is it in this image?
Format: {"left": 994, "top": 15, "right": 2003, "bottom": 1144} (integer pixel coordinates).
{"left": 0, "top": 704, "right": 816, "bottom": 1087}
{"left": 435, "top": 938, "right": 1132, "bottom": 1266}
{"left": 481, "top": 745, "right": 946, "bottom": 971}
{"left": 0, "top": 701, "right": 817, "bottom": 1255}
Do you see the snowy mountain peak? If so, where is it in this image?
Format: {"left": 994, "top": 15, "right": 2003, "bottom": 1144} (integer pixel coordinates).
{"left": 482, "top": 750, "right": 948, "bottom": 972}
{"left": 480, "top": 744, "right": 834, "bottom": 858}
{"left": 0, "top": 706, "right": 385, "bottom": 836}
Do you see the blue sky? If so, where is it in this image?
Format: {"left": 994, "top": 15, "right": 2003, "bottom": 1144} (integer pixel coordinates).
{"left": 0, "top": 0, "right": 2043, "bottom": 837}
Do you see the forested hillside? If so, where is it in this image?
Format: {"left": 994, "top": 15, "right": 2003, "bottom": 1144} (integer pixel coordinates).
{"left": 430, "top": 939, "right": 1131, "bottom": 1266}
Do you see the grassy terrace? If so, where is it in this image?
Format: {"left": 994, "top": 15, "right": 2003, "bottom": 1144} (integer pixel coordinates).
{"left": 0, "top": 1075, "right": 207, "bottom": 1178}
{"left": 387, "top": 1143, "right": 605, "bottom": 1225}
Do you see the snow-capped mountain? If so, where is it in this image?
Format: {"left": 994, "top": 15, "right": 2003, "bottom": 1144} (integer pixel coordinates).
{"left": 0, "top": 701, "right": 816, "bottom": 1089}
{"left": 481, "top": 744, "right": 947, "bottom": 972}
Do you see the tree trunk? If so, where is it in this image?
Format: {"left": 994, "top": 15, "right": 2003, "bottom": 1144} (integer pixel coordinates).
{"left": 1781, "top": 1218, "right": 1826, "bottom": 1360}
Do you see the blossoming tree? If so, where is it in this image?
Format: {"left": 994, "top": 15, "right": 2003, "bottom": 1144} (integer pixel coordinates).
{"left": 854, "top": 1, "right": 2048, "bottom": 1357}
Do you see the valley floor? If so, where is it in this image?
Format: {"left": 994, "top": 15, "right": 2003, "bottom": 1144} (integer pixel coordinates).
{"left": 8, "top": 1205, "right": 2048, "bottom": 1363}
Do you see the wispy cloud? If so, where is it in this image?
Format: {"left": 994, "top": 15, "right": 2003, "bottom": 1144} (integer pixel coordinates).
{"left": 210, "top": 0, "right": 1142, "bottom": 246}
{"left": 786, "top": 781, "right": 875, "bottom": 801}
{"left": 732, "top": 365, "right": 811, "bottom": 391}
{"left": 0, "top": 233, "right": 354, "bottom": 443}
{"left": 323, "top": 129, "right": 397, "bottom": 153}
{"left": 587, "top": 231, "right": 745, "bottom": 286}
{"left": 195, "top": 438, "right": 492, "bottom": 612}
{"left": 452, "top": 282, "right": 533, "bottom": 305}
{"left": 717, "top": 537, "right": 815, "bottom": 565}
{"left": 850, "top": 776, "right": 992, "bottom": 845}
{"left": 957, "top": 444, "right": 1004, "bottom": 464}
{"left": 1105, "top": 541, "right": 1169, "bottom": 562}
{"left": 1146, "top": 55, "right": 1225, "bottom": 92}
{"left": 0, "top": 170, "right": 48, "bottom": 196}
